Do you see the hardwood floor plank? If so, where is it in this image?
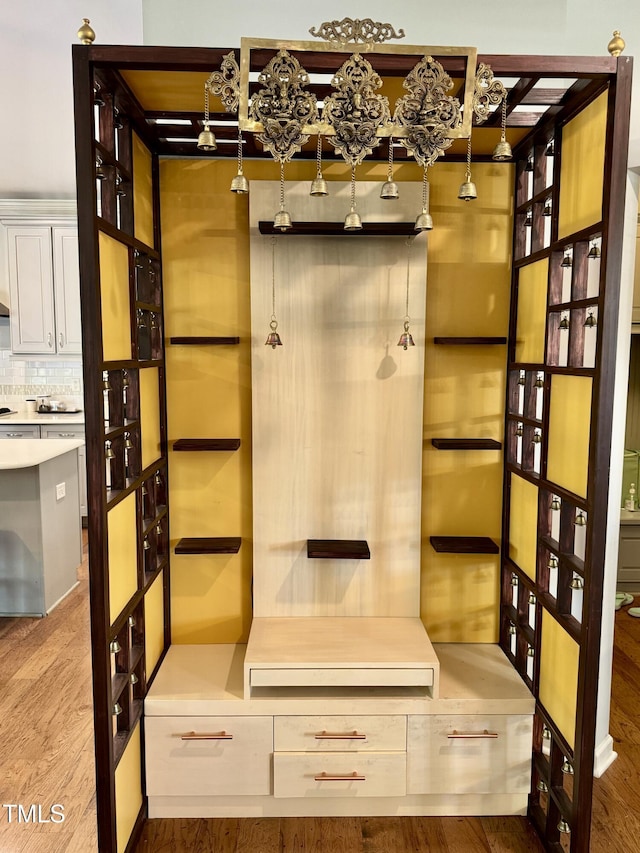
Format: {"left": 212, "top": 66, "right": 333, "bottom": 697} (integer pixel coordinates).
{"left": 136, "top": 818, "right": 205, "bottom": 851}
{"left": 281, "top": 817, "right": 306, "bottom": 852}
{"left": 402, "top": 816, "right": 451, "bottom": 851}
{"left": 194, "top": 817, "right": 239, "bottom": 852}
{"left": 304, "top": 817, "right": 363, "bottom": 853}
{"left": 362, "top": 817, "right": 406, "bottom": 852}
{"left": 235, "top": 818, "right": 281, "bottom": 853}
{"left": 439, "top": 817, "right": 492, "bottom": 852}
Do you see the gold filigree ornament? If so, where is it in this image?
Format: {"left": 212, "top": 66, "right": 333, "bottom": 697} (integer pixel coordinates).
{"left": 249, "top": 49, "right": 318, "bottom": 163}
{"left": 323, "top": 53, "right": 390, "bottom": 166}
{"left": 206, "top": 50, "right": 241, "bottom": 114}
{"left": 393, "top": 56, "right": 462, "bottom": 168}
{"left": 309, "top": 17, "right": 405, "bottom": 45}
{"left": 472, "top": 63, "right": 506, "bottom": 124}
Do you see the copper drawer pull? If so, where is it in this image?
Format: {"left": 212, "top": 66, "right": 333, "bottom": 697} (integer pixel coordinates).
{"left": 447, "top": 730, "right": 498, "bottom": 739}
{"left": 314, "top": 771, "right": 366, "bottom": 781}
{"left": 180, "top": 731, "right": 233, "bottom": 740}
{"left": 315, "top": 730, "right": 367, "bottom": 740}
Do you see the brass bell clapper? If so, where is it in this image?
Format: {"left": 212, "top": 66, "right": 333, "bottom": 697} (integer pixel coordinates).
{"left": 398, "top": 237, "right": 416, "bottom": 350}
{"left": 265, "top": 237, "right": 283, "bottom": 348}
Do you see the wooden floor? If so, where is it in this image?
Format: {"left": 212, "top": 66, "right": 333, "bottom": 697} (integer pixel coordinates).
{"left": 0, "top": 535, "right": 638, "bottom": 852}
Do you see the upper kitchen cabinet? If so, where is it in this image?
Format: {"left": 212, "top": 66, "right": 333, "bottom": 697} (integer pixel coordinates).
{"left": 6, "top": 223, "right": 81, "bottom": 355}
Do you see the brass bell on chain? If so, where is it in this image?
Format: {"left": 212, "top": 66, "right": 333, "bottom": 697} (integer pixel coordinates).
{"left": 310, "top": 175, "right": 329, "bottom": 197}
{"left": 397, "top": 321, "right": 415, "bottom": 350}
{"left": 230, "top": 172, "right": 249, "bottom": 194}
{"left": 492, "top": 138, "right": 512, "bottom": 161}
{"left": 458, "top": 179, "right": 477, "bottom": 202}
{"left": 344, "top": 208, "right": 363, "bottom": 231}
{"left": 380, "top": 179, "right": 399, "bottom": 200}
{"left": 414, "top": 210, "right": 433, "bottom": 231}
{"left": 197, "top": 123, "right": 217, "bottom": 152}
{"left": 273, "top": 209, "right": 292, "bottom": 231}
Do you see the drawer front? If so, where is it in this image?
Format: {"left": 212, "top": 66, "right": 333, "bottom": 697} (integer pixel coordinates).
{"left": 407, "top": 714, "right": 532, "bottom": 795}
{"left": 619, "top": 536, "right": 640, "bottom": 569}
{"left": 145, "top": 716, "right": 273, "bottom": 796}
{"left": 274, "top": 715, "right": 406, "bottom": 752}
{"left": 0, "top": 425, "right": 40, "bottom": 439}
{"left": 273, "top": 751, "right": 406, "bottom": 798}
{"left": 40, "top": 425, "right": 85, "bottom": 439}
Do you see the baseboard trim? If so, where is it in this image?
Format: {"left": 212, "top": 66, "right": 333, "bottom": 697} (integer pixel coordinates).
{"left": 594, "top": 733, "right": 618, "bottom": 778}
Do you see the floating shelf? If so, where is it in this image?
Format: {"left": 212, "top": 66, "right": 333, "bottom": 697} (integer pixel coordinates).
{"left": 430, "top": 536, "right": 499, "bottom": 554}
{"left": 433, "top": 337, "right": 507, "bottom": 345}
{"left": 173, "top": 438, "right": 241, "bottom": 452}
{"left": 175, "top": 537, "right": 241, "bottom": 555}
{"left": 307, "top": 539, "right": 371, "bottom": 559}
{"left": 431, "top": 438, "right": 502, "bottom": 450}
{"left": 259, "top": 221, "right": 418, "bottom": 237}
{"left": 169, "top": 336, "right": 240, "bottom": 345}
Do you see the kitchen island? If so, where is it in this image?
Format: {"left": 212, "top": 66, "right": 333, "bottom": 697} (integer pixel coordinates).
{"left": 0, "top": 438, "right": 83, "bottom": 616}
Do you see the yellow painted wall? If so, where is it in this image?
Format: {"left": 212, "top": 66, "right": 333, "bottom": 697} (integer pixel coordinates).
{"left": 558, "top": 91, "right": 607, "bottom": 239}
{"left": 509, "top": 474, "right": 538, "bottom": 581}
{"left": 114, "top": 722, "right": 143, "bottom": 853}
{"left": 99, "top": 231, "right": 131, "bottom": 362}
{"left": 132, "top": 133, "right": 154, "bottom": 248}
{"left": 108, "top": 493, "right": 138, "bottom": 625}
{"left": 421, "top": 161, "right": 513, "bottom": 642}
{"left": 139, "top": 367, "right": 162, "bottom": 471}
{"left": 547, "top": 374, "right": 592, "bottom": 499}
{"left": 539, "top": 610, "right": 579, "bottom": 749}
{"left": 160, "top": 157, "right": 512, "bottom": 644}
{"left": 144, "top": 570, "right": 165, "bottom": 676}
{"left": 515, "top": 258, "right": 548, "bottom": 365}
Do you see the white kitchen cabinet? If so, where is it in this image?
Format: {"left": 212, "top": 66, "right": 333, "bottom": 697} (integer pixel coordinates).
{"left": 7, "top": 225, "right": 81, "bottom": 355}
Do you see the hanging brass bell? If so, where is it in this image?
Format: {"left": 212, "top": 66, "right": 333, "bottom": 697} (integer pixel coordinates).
{"left": 397, "top": 321, "right": 415, "bottom": 350}
{"left": 113, "top": 702, "right": 122, "bottom": 716}
{"left": 570, "top": 576, "right": 584, "bottom": 590}
{"left": 96, "top": 159, "right": 107, "bottom": 181}
{"left": 532, "top": 431, "right": 542, "bottom": 444}
{"left": 545, "top": 139, "right": 555, "bottom": 156}
{"left": 548, "top": 556, "right": 559, "bottom": 569}
{"left": 535, "top": 374, "right": 544, "bottom": 388}
{"left": 197, "top": 123, "right": 217, "bottom": 151}
{"left": 559, "top": 315, "right": 570, "bottom": 330}
{"left": 508, "top": 623, "right": 517, "bottom": 636}
{"left": 414, "top": 210, "right": 433, "bottom": 231}
{"left": 265, "top": 330, "right": 283, "bottom": 348}
{"left": 536, "top": 779, "right": 549, "bottom": 793}
{"left": 380, "top": 180, "right": 399, "bottom": 200}
{"left": 515, "top": 423, "right": 523, "bottom": 437}
{"left": 130, "top": 673, "right": 139, "bottom": 685}
{"left": 588, "top": 242, "right": 601, "bottom": 259}
{"left": 525, "top": 157, "right": 534, "bottom": 172}
{"left": 143, "top": 537, "right": 151, "bottom": 551}
{"left": 557, "top": 819, "right": 571, "bottom": 834}
{"left": 561, "top": 253, "right": 572, "bottom": 268}
{"left": 511, "top": 573, "right": 519, "bottom": 586}
{"left": 584, "top": 312, "right": 597, "bottom": 328}
{"left": 274, "top": 209, "right": 292, "bottom": 231}
{"left": 517, "top": 372, "right": 526, "bottom": 385}
{"left": 310, "top": 175, "right": 329, "bottom": 197}
{"left": 575, "top": 511, "right": 587, "bottom": 527}
{"left": 529, "top": 592, "right": 537, "bottom": 606}
{"left": 543, "top": 199, "right": 552, "bottom": 216}
{"left": 527, "top": 645, "right": 535, "bottom": 658}
{"left": 344, "top": 208, "right": 363, "bottom": 231}
{"left": 230, "top": 172, "right": 249, "bottom": 194}
{"left": 109, "top": 639, "right": 121, "bottom": 654}
{"left": 124, "top": 432, "right": 133, "bottom": 450}
{"left": 105, "top": 441, "right": 115, "bottom": 460}
{"left": 492, "top": 139, "right": 512, "bottom": 161}
{"left": 551, "top": 497, "right": 561, "bottom": 511}
{"left": 542, "top": 726, "right": 551, "bottom": 740}
{"left": 524, "top": 210, "right": 533, "bottom": 227}
{"left": 458, "top": 179, "right": 477, "bottom": 202}
{"left": 561, "top": 759, "right": 574, "bottom": 775}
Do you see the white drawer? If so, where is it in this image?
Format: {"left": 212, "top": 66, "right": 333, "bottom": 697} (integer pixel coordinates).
{"left": 273, "top": 751, "right": 406, "bottom": 798}
{"left": 407, "top": 714, "right": 532, "bottom": 795}
{"left": 0, "top": 425, "right": 40, "bottom": 438}
{"left": 274, "top": 715, "right": 406, "bottom": 752}
{"left": 145, "top": 716, "right": 273, "bottom": 796}
{"left": 40, "top": 424, "right": 84, "bottom": 439}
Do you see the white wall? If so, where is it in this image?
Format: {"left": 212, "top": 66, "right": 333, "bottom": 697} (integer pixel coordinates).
{"left": 0, "top": 0, "right": 143, "bottom": 199}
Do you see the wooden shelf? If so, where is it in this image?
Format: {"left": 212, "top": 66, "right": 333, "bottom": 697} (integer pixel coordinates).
{"left": 431, "top": 438, "right": 502, "bottom": 450}
{"left": 430, "top": 536, "right": 500, "bottom": 554}
{"left": 174, "top": 537, "right": 241, "bottom": 555}
{"left": 307, "top": 539, "right": 371, "bottom": 559}
{"left": 433, "top": 337, "right": 507, "bottom": 345}
{"left": 258, "top": 221, "right": 418, "bottom": 236}
{"left": 173, "top": 438, "right": 241, "bottom": 452}
{"left": 169, "top": 336, "right": 240, "bottom": 345}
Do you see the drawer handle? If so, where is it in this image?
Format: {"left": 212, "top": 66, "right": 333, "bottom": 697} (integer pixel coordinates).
{"left": 6, "top": 433, "right": 24, "bottom": 437}
{"left": 57, "top": 433, "right": 77, "bottom": 437}
{"left": 448, "top": 730, "right": 499, "bottom": 739}
{"left": 314, "top": 772, "right": 366, "bottom": 781}
{"left": 315, "top": 730, "right": 367, "bottom": 740}
{"left": 180, "top": 731, "right": 233, "bottom": 740}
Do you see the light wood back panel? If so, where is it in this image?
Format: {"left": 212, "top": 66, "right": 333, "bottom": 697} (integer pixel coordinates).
{"left": 250, "top": 181, "right": 426, "bottom": 617}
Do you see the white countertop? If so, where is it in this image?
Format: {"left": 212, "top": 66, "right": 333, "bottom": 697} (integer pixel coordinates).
{"left": 0, "top": 411, "right": 84, "bottom": 425}
{"left": 0, "top": 438, "right": 84, "bottom": 469}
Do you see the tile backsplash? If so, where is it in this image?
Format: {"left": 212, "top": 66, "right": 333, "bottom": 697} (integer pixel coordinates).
{"left": 0, "top": 347, "right": 83, "bottom": 412}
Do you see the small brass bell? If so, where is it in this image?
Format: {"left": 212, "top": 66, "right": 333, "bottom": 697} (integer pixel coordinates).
{"left": 559, "top": 315, "right": 570, "bottom": 330}
{"left": 130, "top": 673, "right": 139, "bottom": 685}
{"left": 109, "top": 639, "right": 121, "bottom": 654}
{"left": 154, "top": 473, "right": 162, "bottom": 487}
{"left": 532, "top": 431, "right": 542, "bottom": 444}
{"left": 492, "top": 139, "right": 512, "bottom": 161}
{"left": 511, "top": 573, "right": 519, "bottom": 587}
{"left": 156, "top": 522, "right": 162, "bottom": 536}
{"left": 527, "top": 645, "right": 535, "bottom": 658}
{"left": 458, "top": 179, "right": 477, "bottom": 202}
{"left": 535, "top": 374, "right": 544, "bottom": 388}
{"left": 515, "top": 423, "right": 523, "bottom": 437}
{"left": 529, "top": 592, "right": 537, "bottom": 606}
{"left": 536, "top": 779, "right": 549, "bottom": 793}
{"left": 551, "top": 497, "right": 561, "bottom": 511}
{"left": 557, "top": 819, "right": 571, "bottom": 835}
{"left": 113, "top": 702, "right": 122, "bottom": 716}
{"left": 545, "top": 139, "right": 555, "bottom": 157}
{"left": 524, "top": 210, "right": 533, "bottom": 227}
{"left": 344, "top": 207, "right": 363, "bottom": 231}
{"left": 274, "top": 209, "right": 292, "bottom": 231}
{"left": 143, "top": 537, "right": 150, "bottom": 551}
{"left": 197, "top": 123, "right": 217, "bottom": 151}
{"left": 141, "top": 484, "right": 148, "bottom": 496}
{"left": 128, "top": 615, "right": 135, "bottom": 628}
{"left": 115, "top": 176, "right": 126, "bottom": 197}
{"left": 230, "top": 172, "right": 249, "bottom": 194}
{"left": 575, "top": 511, "right": 587, "bottom": 527}
{"left": 584, "top": 312, "right": 597, "bottom": 328}
{"left": 96, "top": 159, "right": 107, "bottom": 181}
{"left": 508, "top": 623, "right": 517, "bottom": 636}
{"left": 548, "top": 556, "right": 559, "bottom": 570}
{"left": 414, "top": 210, "right": 433, "bottom": 232}
{"left": 525, "top": 157, "right": 534, "bottom": 172}
{"left": 93, "top": 88, "right": 105, "bottom": 108}
{"left": 561, "top": 759, "right": 574, "bottom": 776}
{"left": 517, "top": 371, "right": 526, "bottom": 385}
{"left": 310, "top": 175, "right": 329, "bottom": 197}
{"left": 380, "top": 180, "right": 399, "bottom": 200}
{"left": 105, "top": 441, "right": 115, "bottom": 460}
{"left": 542, "top": 726, "right": 551, "bottom": 740}
{"left": 124, "top": 432, "right": 133, "bottom": 450}
{"left": 543, "top": 199, "right": 552, "bottom": 216}
{"left": 265, "top": 319, "right": 282, "bottom": 349}
{"left": 561, "top": 253, "right": 572, "bottom": 268}
{"left": 570, "top": 575, "right": 584, "bottom": 590}
{"left": 588, "top": 242, "right": 601, "bottom": 259}
{"left": 397, "top": 321, "right": 415, "bottom": 351}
